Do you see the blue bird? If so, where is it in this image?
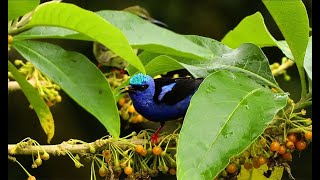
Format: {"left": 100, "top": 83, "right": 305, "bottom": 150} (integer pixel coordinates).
{"left": 121, "top": 73, "right": 203, "bottom": 143}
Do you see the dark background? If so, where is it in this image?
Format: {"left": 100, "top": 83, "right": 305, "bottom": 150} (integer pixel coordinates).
{"left": 8, "top": 0, "right": 312, "bottom": 179}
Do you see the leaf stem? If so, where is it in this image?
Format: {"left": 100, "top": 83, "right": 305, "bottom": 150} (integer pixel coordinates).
{"left": 297, "top": 66, "right": 307, "bottom": 97}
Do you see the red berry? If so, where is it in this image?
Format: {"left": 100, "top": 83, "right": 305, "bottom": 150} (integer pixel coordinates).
{"left": 282, "top": 152, "right": 292, "bottom": 161}
{"left": 244, "top": 162, "right": 252, "bottom": 170}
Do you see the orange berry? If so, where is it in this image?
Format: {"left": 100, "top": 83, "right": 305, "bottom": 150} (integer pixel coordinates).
{"left": 28, "top": 176, "right": 36, "bottom": 180}
{"left": 124, "top": 166, "right": 133, "bottom": 175}
{"left": 282, "top": 152, "right": 292, "bottom": 161}
{"left": 152, "top": 146, "right": 162, "bottom": 156}
{"left": 295, "top": 140, "right": 307, "bottom": 151}
{"left": 244, "top": 162, "right": 252, "bottom": 170}
{"left": 140, "top": 149, "right": 148, "bottom": 156}
{"left": 8, "top": 35, "right": 13, "bottom": 44}
{"left": 99, "top": 166, "right": 107, "bottom": 177}
{"left": 278, "top": 145, "right": 287, "bottom": 155}
{"left": 226, "top": 163, "right": 237, "bottom": 174}
{"left": 118, "top": 98, "right": 126, "bottom": 106}
{"left": 258, "top": 156, "right": 267, "bottom": 165}
{"left": 135, "top": 145, "right": 144, "bottom": 154}
{"left": 253, "top": 160, "right": 260, "bottom": 169}
{"left": 270, "top": 141, "right": 280, "bottom": 152}
{"left": 305, "top": 131, "right": 312, "bottom": 140}
{"left": 135, "top": 114, "right": 144, "bottom": 123}
{"left": 128, "top": 105, "right": 136, "bottom": 113}
{"left": 287, "top": 134, "right": 297, "bottom": 143}
{"left": 286, "top": 140, "right": 295, "bottom": 149}
{"left": 169, "top": 168, "right": 176, "bottom": 175}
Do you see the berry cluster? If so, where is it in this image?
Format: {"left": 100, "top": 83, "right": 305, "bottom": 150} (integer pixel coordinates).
{"left": 88, "top": 129, "right": 178, "bottom": 180}
{"left": 215, "top": 100, "right": 312, "bottom": 179}
{"left": 8, "top": 60, "right": 62, "bottom": 107}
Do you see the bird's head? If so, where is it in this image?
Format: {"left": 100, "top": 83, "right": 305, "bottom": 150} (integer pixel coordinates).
{"left": 121, "top": 73, "right": 154, "bottom": 96}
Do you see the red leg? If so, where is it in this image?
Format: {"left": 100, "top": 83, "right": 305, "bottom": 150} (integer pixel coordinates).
{"left": 151, "top": 122, "right": 165, "bottom": 144}
{"left": 97, "top": 63, "right": 103, "bottom": 69}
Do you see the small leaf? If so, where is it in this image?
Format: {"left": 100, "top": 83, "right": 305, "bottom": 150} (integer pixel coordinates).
{"left": 24, "top": 2, "right": 145, "bottom": 74}
{"left": 304, "top": 36, "right": 312, "bottom": 80}
{"left": 237, "top": 164, "right": 284, "bottom": 180}
{"left": 221, "top": 12, "right": 278, "bottom": 49}
{"left": 8, "top": 0, "right": 40, "bottom": 21}
{"left": 176, "top": 70, "right": 288, "bottom": 180}
{"left": 8, "top": 61, "right": 54, "bottom": 143}
{"left": 12, "top": 40, "right": 120, "bottom": 138}
{"left": 14, "top": 26, "right": 92, "bottom": 41}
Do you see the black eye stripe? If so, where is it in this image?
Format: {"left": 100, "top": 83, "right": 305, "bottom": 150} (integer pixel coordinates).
{"left": 131, "top": 85, "right": 149, "bottom": 91}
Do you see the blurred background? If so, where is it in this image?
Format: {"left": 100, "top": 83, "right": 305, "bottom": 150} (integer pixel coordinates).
{"left": 8, "top": 0, "right": 312, "bottom": 179}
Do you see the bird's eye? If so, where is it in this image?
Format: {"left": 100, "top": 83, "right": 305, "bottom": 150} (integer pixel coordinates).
{"left": 139, "top": 85, "right": 149, "bottom": 91}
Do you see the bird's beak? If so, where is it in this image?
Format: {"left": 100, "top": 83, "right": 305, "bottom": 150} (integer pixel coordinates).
{"left": 120, "top": 85, "right": 136, "bottom": 94}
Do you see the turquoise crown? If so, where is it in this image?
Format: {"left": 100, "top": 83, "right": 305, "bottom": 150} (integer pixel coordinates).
{"left": 130, "top": 73, "right": 149, "bottom": 85}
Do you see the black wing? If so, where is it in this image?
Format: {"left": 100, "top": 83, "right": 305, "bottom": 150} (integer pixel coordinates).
{"left": 153, "top": 77, "right": 204, "bottom": 105}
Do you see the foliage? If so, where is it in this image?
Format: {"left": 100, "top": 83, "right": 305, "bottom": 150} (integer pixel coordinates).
{"left": 8, "top": 0, "right": 311, "bottom": 180}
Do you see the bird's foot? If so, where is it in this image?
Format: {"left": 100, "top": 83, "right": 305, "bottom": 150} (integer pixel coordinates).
{"left": 151, "top": 133, "right": 159, "bottom": 145}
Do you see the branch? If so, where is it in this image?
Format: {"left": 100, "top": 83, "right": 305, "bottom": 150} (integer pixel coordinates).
{"left": 8, "top": 79, "right": 47, "bottom": 91}
{"left": 272, "top": 59, "right": 295, "bottom": 76}
{"left": 7, "top": 133, "right": 170, "bottom": 156}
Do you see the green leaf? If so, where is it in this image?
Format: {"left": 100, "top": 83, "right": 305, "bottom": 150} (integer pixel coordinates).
{"left": 237, "top": 164, "right": 284, "bottom": 180}
{"left": 262, "top": 0, "right": 309, "bottom": 67}
{"left": 176, "top": 70, "right": 288, "bottom": 180}
{"left": 130, "top": 36, "right": 280, "bottom": 91}
{"left": 8, "top": 61, "right": 54, "bottom": 143}
{"left": 221, "top": 12, "right": 278, "bottom": 49}
{"left": 16, "top": 10, "right": 213, "bottom": 60}
{"left": 12, "top": 40, "right": 120, "bottom": 138}
{"left": 96, "top": 11, "right": 213, "bottom": 59}
{"left": 8, "top": 0, "right": 40, "bottom": 21}
{"left": 304, "top": 36, "right": 312, "bottom": 80}
{"left": 24, "top": 2, "right": 145, "bottom": 74}
{"left": 14, "top": 26, "right": 92, "bottom": 41}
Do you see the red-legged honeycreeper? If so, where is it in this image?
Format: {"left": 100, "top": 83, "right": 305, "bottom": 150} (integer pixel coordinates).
{"left": 121, "top": 73, "right": 203, "bottom": 143}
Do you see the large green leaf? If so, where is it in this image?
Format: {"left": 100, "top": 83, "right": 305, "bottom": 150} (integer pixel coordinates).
{"left": 221, "top": 12, "right": 278, "bottom": 48}
{"left": 8, "top": 0, "right": 40, "bottom": 21}
{"left": 15, "top": 10, "right": 213, "bottom": 60}
{"left": 262, "top": 0, "right": 309, "bottom": 67}
{"left": 12, "top": 40, "right": 120, "bottom": 138}
{"left": 8, "top": 61, "right": 54, "bottom": 143}
{"left": 96, "top": 11, "right": 212, "bottom": 59}
{"left": 23, "top": 2, "right": 145, "bottom": 74}
{"left": 176, "top": 70, "right": 288, "bottom": 180}
{"left": 127, "top": 36, "right": 281, "bottom": 91}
